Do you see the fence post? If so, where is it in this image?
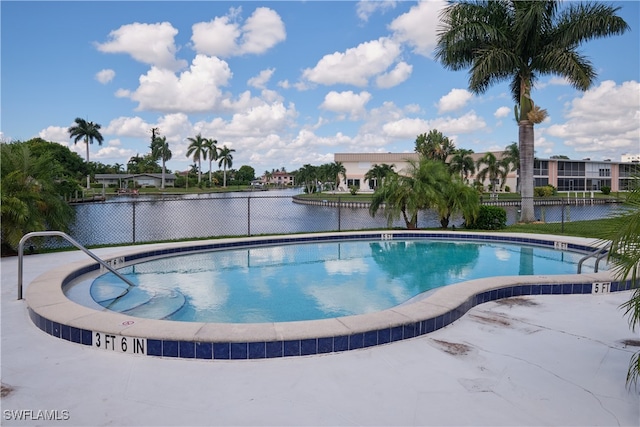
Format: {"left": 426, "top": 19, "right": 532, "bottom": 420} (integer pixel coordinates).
{"left": 561, "top": 199, "right": 565, "bottom": 233}
{"left": 132, "top": 201, "right": 137, "bottom": 243}
{"left": 247, "top": 196, "right": 251, "bottom": 236}
{"left": 338, "top": 197, "right": 341, "bottom": 231}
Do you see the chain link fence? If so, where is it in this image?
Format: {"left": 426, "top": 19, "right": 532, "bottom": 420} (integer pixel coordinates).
{"left": 33, "top": 193, "right": 627, "bottom": 250}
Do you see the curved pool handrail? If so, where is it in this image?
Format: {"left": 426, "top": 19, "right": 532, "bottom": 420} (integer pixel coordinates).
{"left": 17, "top": 231, "right": 136, "bottom": 300}
{"left": 577, "top": 242, "right": 611, "bottom": 274}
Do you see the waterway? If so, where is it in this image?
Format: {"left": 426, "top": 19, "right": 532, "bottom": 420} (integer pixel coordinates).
{"left": 65, "top": 189, "right": 625, "bottom": 248}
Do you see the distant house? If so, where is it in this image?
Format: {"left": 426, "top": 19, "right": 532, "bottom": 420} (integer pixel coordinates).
{"left": 265, "top": 171, "right": 295, "bottom": 186}
{"left": 95, "top": 173, "right": 177, "bottom": 188}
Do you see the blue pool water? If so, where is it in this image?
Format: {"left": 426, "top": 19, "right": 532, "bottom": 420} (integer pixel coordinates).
{"left": 78, "top": 239, "right": 603, "bottom": 323}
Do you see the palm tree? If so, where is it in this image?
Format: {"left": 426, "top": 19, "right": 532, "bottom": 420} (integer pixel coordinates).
{"left": 204, "top": 138, "right": 219, "bottom": 183}
{"left": 449, "top": 149, "right": 476, "bottom": 183}
{"left": 603, "top": 177, "right": 640, "bottom": 388}
{"left": 435, "top": 175, "right": 480, "bottom": 229}
{"left": 151, "top": 136, "right": 172, "bottom": 189}
{"left": 414, "top": 129, "right": 456, "bottom": 162}
{"left": 186, "top": 134, "right": 207, "bottom": 184}
{"left": 370, "top": 158, "right": 453, "bottom": 229}
{"left": 502, "top": 142, "right": 520, "bottom": 192}
{"left": 1, "top": 143, "right": 75, "bottom": 251}
{"left": 68, "top": 117, "right": 104, "bottom": 189}
{"left": 435, "top": 0, "right": 628, "bottom": 222}
{"left": 476, "top": 152, "right": 508, "bottom": 196}
{"left": 364, "top": 163, "right": 396, "bottom": 190}
{"left": 217, "top": 145, "right": 235, "bottom": 187}
{"left": 295, "top": 164, "right": 318, "bottom": 194}
{"left": 331, "top": 161, "right": 347, "bottom": 190}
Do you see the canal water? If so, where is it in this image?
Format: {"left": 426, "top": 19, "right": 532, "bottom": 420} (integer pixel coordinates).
{"left": 65, "top": 189, "right": 625, "bottom": 247}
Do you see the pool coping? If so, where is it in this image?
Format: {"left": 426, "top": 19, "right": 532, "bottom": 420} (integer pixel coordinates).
{"left": 25, "top": 230, "right": 632, "bottom": 360}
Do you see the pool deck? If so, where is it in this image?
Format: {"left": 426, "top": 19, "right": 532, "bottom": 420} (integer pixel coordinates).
{"left": 2, "top": 238, "right": 640, "bottom": 426}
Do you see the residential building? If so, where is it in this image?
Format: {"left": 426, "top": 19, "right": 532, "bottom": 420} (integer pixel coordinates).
{"left": 95, "top": 173, "right": 177, "bottom": 188}
{"left": 621, "top": 153, "right": 640, "bottom": 163}
{"left": 334, "top": 153, "right": 639, "bottom": 193}
{"left": 264, "top": 171, "right": 295, "bottom": 186}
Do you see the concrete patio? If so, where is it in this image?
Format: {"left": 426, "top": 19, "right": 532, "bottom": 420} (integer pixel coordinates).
{"left": 2, "top": 245, "right": 639, "bottom": 426}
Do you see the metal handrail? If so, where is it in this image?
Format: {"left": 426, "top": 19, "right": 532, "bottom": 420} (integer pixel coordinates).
{"left": 577, "top": 242, "right": 611, "bottom": 274}
{"left": 17, "top": 231, "right": 136, "bottom": 300}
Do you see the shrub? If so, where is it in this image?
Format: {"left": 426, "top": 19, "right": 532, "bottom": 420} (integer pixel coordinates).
{"left": 504, "top": 185, "right": 511, "bottom": 193}
{"left": 601, "top": 186, "right": 611, "bottom": 195}
{"left": 534, "top": 185, "right": 556, "bottom": 197}
{"left": 465, "top": 205, "right": 507, "bottom": 230}
{"left": 349, "top": 185, "right": 358, "bottom": 195}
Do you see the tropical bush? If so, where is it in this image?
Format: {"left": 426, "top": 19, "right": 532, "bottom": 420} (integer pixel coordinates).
{"left": 1, "top": 142, "right": 76, "bottom": 253}
{"left": 534, "top": 185, "right": 556, "bottom": 197}
{"left": 601, "top": 186, "right": 611, "bottom": 195}
{"left": 465, "top": 205, "right": 507, "bottom": 230}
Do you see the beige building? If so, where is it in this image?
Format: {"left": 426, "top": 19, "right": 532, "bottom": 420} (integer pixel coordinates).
{"left": 334, "top": 152, "right": 639, "bottom": 194}
{"left": 334, "top": 152, "right": 517, "bottom": 193}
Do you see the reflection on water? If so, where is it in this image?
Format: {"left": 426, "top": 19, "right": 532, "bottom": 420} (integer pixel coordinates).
{"left": 66, "top": 189, "right": 625, "bottom": 247}
{"left": 75, "top": 238, "right": 599, "bottom": 323}
{"left": 369, "top": 241, "right": 480, "bottom": 293}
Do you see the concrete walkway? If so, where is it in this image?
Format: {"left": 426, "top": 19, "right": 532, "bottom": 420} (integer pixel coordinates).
{"left": 2, "top": 246, "right": 639, "bottom": 426}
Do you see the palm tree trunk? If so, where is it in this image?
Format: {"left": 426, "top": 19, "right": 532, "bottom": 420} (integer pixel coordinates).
{"left": 519, "top": 120, "right": 535, "bottom": 222}
{"left": 85, "top": 138, "right": 90, "bottom": 189}
{"left": 161, "top": 159, "right": 166, "bottom": 189}
{"left": 223, "top": 166, "right": 227, "bottom": 187}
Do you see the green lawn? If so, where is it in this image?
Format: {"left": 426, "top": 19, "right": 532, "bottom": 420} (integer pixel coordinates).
{"left": 502, "top": 217, "right": 620, "bottom": 240}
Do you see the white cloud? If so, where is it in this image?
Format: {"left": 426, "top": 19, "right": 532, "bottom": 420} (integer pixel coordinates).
{"left": 117, "top": 54, "right": 233, "bottom": 113}
{"left": 191, "top": 15, "right": 241, "bottom": 57}
{"left": 240, "top": 7, "right": 286, "bottom": 55}
{"left": 382, "top": 118, "right": 428, "bottom": 139}
{"left": 388, "top": 0, "right": 447, "bottom": 58}
{"left": 376, "top": 61, "right": 412, "bottom": 88}
{"left": 382, "top": 111, "right": 487, "bottom": 139}
{"left": 356, "top": 0, "right": 397, "bottom": 22}
{"left": 94, "top": 141, "right": 136, "bottom": 161}
{"left": 191, "top": 7, "right": 285, "bottom": 57}
{"left": 301, "top": 37, "right": 401, "bottom": 87}
{"left": 104, "top": 116, "right": 151, "bottom": 137}
{"left": 546, "top": 80, "right": 640, "bottom": 156}
{"left": 494, "top": 106, "right": 512, "bottom": 119}
{"left": 430, "top": 111, "right": 488, "bottom": 135}
{"left": 248, "top": 68, "right": 275, "bottom": 89}
{"left": 437, "top": 88, "right": 473, "bottom": 113}
{"left": 95, "top": 69, "right": 115, "bottom": 84}
{"left": 223, "top": 102, "right": 297, "bottom": 137}
{"left": 38, "top": 126, "right": 70, "bottom": 144}
{"left": 537, "top": 76, "right": 571, "bottom": 89}
{"left": 320, "top": 91, "right": 372, "bottom": 120}
{"left": 96, "top": 22, "right": 187, "bottom": 71}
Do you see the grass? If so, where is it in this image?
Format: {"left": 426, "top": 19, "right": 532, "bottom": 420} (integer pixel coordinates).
{"left": 503, "top": 217, "right": 620, "bottom": 240}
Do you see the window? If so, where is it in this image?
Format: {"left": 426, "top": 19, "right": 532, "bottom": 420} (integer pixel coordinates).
{"left": 620, "top": 164, "right": 640, "bottom": 177}
{"left": 598, "top": 168, "right": 610, "bottom": 177}
{"left": 534, "top": 160, "right": 549, "bottom": 176}
{"left": 534, "top": 178, "right": 549, "bottom": 187}
{"left": 558, "top": 162, "right": 585, "bottom": 177}
{"left": 347, "top": 179, "right": 360, "bottom": 188}
{"left": 557, "top": 178, "right": 585, "bottom": 191}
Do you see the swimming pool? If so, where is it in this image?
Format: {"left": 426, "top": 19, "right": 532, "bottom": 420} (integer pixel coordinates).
{"left": 70, "top": 239, "right": 605, "bottom": 323}
{"left": 25, "top": 231, "right": 631, "bottom": 359}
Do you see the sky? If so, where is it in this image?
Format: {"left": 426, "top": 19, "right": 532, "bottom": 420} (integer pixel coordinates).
{"left": 2, "top": 0, "right": 639, "bottom": 175}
